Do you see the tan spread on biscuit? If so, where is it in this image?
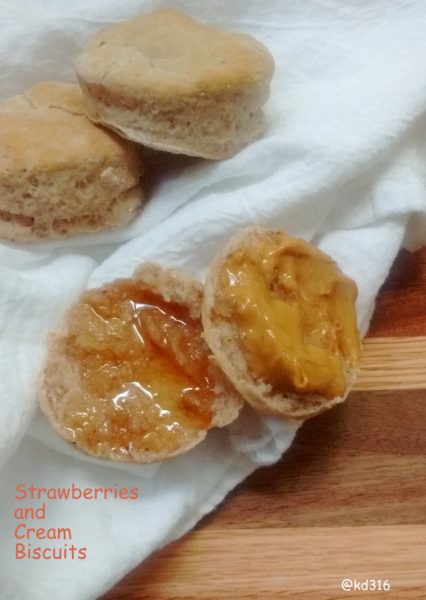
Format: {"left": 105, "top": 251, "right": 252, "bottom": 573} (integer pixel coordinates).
{"left": 214, "top": 231, "right": 361, "bottom": 399}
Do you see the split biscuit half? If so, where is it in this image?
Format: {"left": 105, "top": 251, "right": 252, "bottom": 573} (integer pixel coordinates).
{"left": 202, "top": 227, "right": 361, "bottom": 419}
{"left": 38, "top": 263, "right": 243, "bottom": 463}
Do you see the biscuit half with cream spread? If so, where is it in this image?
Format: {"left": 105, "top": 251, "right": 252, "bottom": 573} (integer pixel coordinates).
{"left": 0, "top": 82, "right": 144, "bottom": 242}
{"left": 202, "top": 227, "right": 361, "bottom": 419}
{"left": 38, "top": 263, "right": 243, "bottom": 463}
{"left": 75, "top": 9, "right": 274, "bottom": 159}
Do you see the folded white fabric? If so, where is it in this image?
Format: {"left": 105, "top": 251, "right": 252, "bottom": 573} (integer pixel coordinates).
{"left": 1, "top": 1, "right": 425, "bottom": 598}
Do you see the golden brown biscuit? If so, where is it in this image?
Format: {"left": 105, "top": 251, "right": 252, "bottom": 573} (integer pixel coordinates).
{"left": 202, "top": 227, "right": 361, "bottom": 419}
{"left": 38, "top": 263, "right": 243, "bottom": 463}
{"left": 0, "top": 82, "right": 144, "bottom": 242}
{"left": 75, "top": 10, "right": 274, "bottom": 159}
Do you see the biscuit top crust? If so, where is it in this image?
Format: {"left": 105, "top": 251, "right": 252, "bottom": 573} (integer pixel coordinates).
{"left": 0, "top": 82, "right": 141, "bottom": 175}
{"left": 75, "top": 9, "right": 274, "bottom": 98}
{"left": 210, "top": 228, "right": 361, "bottom": 399}
{"left": 23, "top": 81, "right": 88, "bottom": 114}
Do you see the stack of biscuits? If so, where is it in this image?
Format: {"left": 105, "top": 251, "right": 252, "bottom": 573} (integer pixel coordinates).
{"left": 0, "top": 9, "right": 274, "bottom": 243}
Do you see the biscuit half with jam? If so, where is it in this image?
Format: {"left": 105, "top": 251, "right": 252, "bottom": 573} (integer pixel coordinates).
{"left": 38, "top": 264, "right": 243, "bottom": 463}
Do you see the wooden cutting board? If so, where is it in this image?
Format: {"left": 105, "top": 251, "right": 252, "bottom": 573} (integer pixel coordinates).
{"left": 102, "top": 248, "right": 426, "bottom": 600}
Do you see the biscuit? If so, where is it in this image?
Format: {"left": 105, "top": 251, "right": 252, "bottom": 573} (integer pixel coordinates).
{"left": 38, "top": 263, "right": 243, "bottom": 463}
{"left": 0, "top": 82, "right": 144, "bottom": 242}
{"left": 202, "top": 227, "right": 361, "bottom": 419}
{"left": 75, "top": 10, "right": 274, "bottom": 159}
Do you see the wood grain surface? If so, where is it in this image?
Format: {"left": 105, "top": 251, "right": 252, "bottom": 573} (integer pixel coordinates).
{"left": 101, "top": 247, "right": 426, "bottom": 600}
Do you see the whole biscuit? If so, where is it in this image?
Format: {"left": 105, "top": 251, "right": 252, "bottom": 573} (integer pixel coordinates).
{"left": 0, "top": 82, "right": 144, "bottom": 242}
{"left": 76, "top": 10, "right": 274, "bottom": 159}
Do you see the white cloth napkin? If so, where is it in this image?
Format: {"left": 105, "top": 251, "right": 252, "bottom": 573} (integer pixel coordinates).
{"left": 1, "top": 1, "right": 426, "bottom": 598}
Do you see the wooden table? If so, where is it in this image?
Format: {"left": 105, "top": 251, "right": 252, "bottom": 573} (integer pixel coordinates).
{"left": 102, "top": 248, "right": 426, "bottom": 600}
